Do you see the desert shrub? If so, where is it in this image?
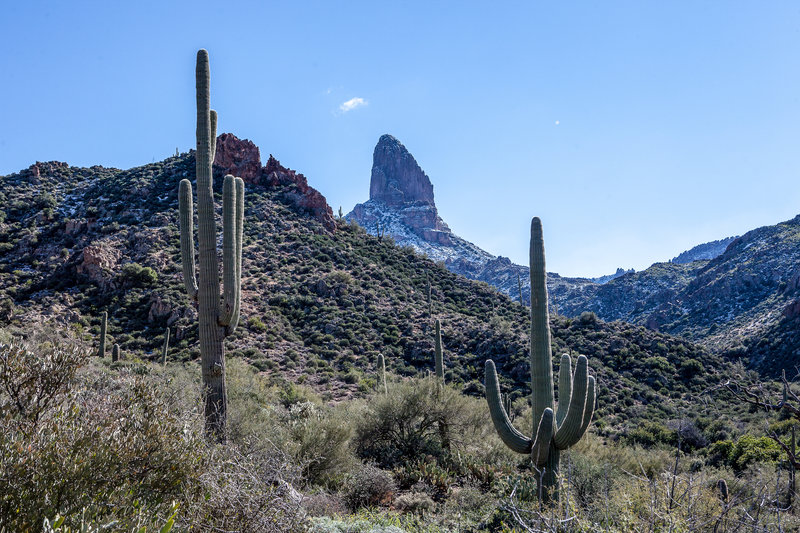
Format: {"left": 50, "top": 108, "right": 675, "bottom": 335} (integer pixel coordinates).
{"left": 394, "top": 491, "right": 435, "bottom": 513}
{"left": 343, "top": 464, "right": 396, "bottom": 511}
{"left": 0, "top": 343, "right": 203, "bottom": 530}
{"left": 0, "top": 339, "right": 86, "bottom": 428}
{"left": 0, "top": 335, "right": 307, "bottom": 532}
{"left": 183, "top": 440, "right": 307, "bottom": 532}
{"left": 353, "top": 377, "right": 488, "bottom": 468}
{"left": 289, "top": 402, "right": 355, "bottom": 487}
{"left": 729, "top": 434, "right": 783, "bottom": 471}
{"left": 624, "top": 420, "right": 677, "bottom": 448}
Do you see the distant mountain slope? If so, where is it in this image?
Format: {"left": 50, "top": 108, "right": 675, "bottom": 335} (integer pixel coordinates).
{"left": 556, "top": 217, "right": 800, "bottom": 375}
{"left": 670, "top": 237, "right": 736, "bottom": 264}
{"left": 346, "top": 134, "right": 627, "bottom": 305}
{"left": 0, "top": 136, "right": 732, "bottom": 429}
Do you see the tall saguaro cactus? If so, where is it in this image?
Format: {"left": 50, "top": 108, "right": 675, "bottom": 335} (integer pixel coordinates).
{"left": 161, "top": 327, "right": 170, "bottom": 366}
{"left": 377, "top": 353, "right": 387, "bottom": 394}
{"left": 434, "top": 319, "right": 444, "bottom": 381}
{"left": 98, "top": 311, "right": 107, "bottom": 358}
{"left": 179, "top": 49, "right": 244, "bottom": 440}
{"left": 485, "top": 217, "right": 596, "bottom": 502}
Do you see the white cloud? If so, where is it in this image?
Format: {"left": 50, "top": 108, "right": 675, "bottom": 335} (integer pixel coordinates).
{"left": 339, "top": 97, "right": 367, "bottom": 113}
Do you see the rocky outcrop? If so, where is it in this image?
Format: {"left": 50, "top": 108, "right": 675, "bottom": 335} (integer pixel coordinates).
{"left": 213, "top": 133, "right": 262, "bottom": 183}
{"left": 349, "top": 135, "right": 451, "bottom": 245}
{"left": 208, "top": 133, "right": 335, "bottom": 232}
{"left": 263, "top": 155, "right": 335, "bottom": 233}
{"left": 370, "top": 135, "right": 434, "bottom": 207}
{"left": 670, "top": 237, "right": 737, "bottom": 264}
{"left": 76, "top": 240, "right": 121, "bottom": 289}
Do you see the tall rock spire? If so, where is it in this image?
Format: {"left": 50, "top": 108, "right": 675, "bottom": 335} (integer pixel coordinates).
{"left": 369, "top": 135, "right": 435, "bottom": 207}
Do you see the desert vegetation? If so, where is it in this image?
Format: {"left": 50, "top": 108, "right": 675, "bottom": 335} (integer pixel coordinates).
{"left": 0, "top": 49, "right": 799, "bottom": 532}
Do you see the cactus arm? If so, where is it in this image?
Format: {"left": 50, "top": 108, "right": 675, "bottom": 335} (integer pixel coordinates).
{"left": 434, "top": 319, "right": 444, "bottom": 381}
{"left": 485, "top": 360, "right": 533, "bottom": 454}
{"left": 227, "top": 176, "right": 244, "bottom": 333}
{"left": 531, "top": 408, "right": 555, "bottom": 467}
{"left": 554, "top": 355, "right": 589, "bottom": 449}
{"left": 210, "top": 109, "right": 217, "bottom": 159}
{"left": 219, "top": 175, "right": 237, "bottom": 326}
{"left": 179, "top": 179, "right": 198, "bottom": 300}
{"left": 556, "top": 353, "right": 572, "bottom": 426}
{"left": 576, "top": 375, "right": 596, "bottom": 439}
{"left": 530, "top": 217, "right": 555, "bottom": 429}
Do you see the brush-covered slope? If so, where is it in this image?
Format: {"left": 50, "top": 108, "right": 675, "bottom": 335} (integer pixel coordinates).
{"left": 0, "top": 146, "right": 734, "bottom": 431}
{"left": 556, "top": 218, "right": 800, "bottom": 376}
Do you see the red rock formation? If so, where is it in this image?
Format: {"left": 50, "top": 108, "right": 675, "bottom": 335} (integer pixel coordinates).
{"left": 213, "top": 133, "right": 262, "bottom": 183}
{"left": 262, "top": 155, "right": 336, "bottom": 233}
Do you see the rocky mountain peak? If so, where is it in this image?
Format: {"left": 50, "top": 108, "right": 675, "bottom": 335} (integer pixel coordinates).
{"left": 369, "top": 134, "right": 435, "bottom": 207}
{"left": 213, "top": 133, "right": 261, "bottom": 183}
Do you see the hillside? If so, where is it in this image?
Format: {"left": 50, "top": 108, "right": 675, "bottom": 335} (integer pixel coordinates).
{"left": 670, "top": 236, "right": 737, "bottom": 264}
{"left": 555, "top": 218, "right": 800, "bottom": 376}
{"left": 0, "top": 138, "right": 736, "bottom": 431}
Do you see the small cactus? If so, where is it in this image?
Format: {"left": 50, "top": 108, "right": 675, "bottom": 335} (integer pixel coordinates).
{"left": 112, "top": 343, "right": 120, "bottom": 362}
{"left": 161, "top": 327, "right": 170, "bottom": 365}
{"left": 98, "top": 311, "right": 107, "bottom": 358}
{"left": 718, "top": 479, "right": 729, "bottom": 502}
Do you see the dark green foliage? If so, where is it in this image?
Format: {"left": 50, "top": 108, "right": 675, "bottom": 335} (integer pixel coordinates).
{"left": 624, "top": 421, "right": 677, "bottom": 448}
{"left": 707, "top": 434, "right": 783, "bottom": 472}
{"left": 120, "top": 262, "right": 158, "bottom": 286}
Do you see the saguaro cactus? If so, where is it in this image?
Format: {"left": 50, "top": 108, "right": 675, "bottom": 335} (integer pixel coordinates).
{"left": 111, "top": 343, "right": 120, "bottom": 362}
{"left": 98, "top": 311, "right": 107, "bottom": 358}
{"left": 426, "top": 271, "right": 432, "bottom": 318}
{"left": 377, "top": 353, "right": 387, "bottom": 394}
{"left": 179, "top": 49, "right": 244, "bottom": 440}
{"left": 434, "top": 319, "right": 444, "bottom": 381}
{"left": 485, "top": 217, "right": 596, "bottom": 501}
{"left": 161, "top": 327, "right": 170, "bottom": 365}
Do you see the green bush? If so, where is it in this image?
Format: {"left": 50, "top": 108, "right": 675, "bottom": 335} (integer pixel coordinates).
{"left": 353, "top": 377, "right": 488, "bottom": 468}
{"left": 624, "top": 421, "right": 677, "bottom": 448}
{"left": 119, "top": 262, "right": 158, "bottom": 286}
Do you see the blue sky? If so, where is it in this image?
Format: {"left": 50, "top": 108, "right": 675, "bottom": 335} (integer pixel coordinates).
{"left": 2, "top": 1, "right": 799, "bottom": 277}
